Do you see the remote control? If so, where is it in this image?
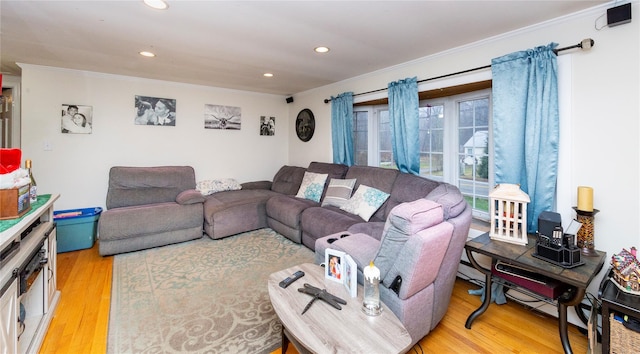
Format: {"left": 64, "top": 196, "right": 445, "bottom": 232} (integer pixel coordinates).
{"left": 279, "top": 270, "right": 305, "bottom": 288}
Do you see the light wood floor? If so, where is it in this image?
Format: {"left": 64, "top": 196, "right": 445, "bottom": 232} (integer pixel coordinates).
{"left": 40, "top": 242, "right": 589, "bottom": 353}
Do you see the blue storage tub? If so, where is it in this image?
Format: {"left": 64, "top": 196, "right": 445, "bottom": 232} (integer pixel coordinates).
{"left": 53, "top": 207, "right": 103, "bottom": 253}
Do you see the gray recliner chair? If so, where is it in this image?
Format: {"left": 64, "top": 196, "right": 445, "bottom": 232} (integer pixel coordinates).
{"left": 98, "top": 166, "right": 205, "bottom": 256}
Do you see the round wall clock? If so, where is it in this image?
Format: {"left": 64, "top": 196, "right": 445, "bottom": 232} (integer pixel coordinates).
{"left": 295, "top": 108, "right": 315, "bottom": 142}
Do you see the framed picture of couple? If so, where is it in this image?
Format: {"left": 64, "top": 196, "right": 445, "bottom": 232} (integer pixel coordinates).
{"left": 61, "top": 104, "right": 93, "bottom": 134}
{"left": 324, "top": 249, "right": 357, "bottom": 298}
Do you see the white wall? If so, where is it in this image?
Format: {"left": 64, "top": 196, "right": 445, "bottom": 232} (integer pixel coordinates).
{"left": 288, "top": 1, "right": 640, "bottom": 312}
{"left": 20, "top": 66, "right": 290, "bottom": 210}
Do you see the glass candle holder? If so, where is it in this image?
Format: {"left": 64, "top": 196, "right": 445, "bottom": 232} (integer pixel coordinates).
{"left": 362, "top": 261, "right": 382, "bottom": 316}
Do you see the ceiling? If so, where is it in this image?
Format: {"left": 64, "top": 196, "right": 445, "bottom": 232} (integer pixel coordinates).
{"left": 1, "top": 1, "right": 608, "bottom": 96}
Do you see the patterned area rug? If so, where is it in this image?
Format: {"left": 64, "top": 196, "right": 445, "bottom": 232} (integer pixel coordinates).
{"left": 107, "top": 228, "right": 314, "bottom": 353}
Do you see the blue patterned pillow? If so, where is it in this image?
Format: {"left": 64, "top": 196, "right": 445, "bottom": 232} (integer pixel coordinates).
{"left": 295, "top": 172, "right": 328, "bottom": 202}
{"left": 340, "top": 185, "right": 390, "bottom": 221}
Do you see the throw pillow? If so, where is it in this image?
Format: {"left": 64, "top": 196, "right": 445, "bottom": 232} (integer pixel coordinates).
{"left": 196, "top": 178, "right": 242, "bottom": 196}
{"left": 340, "top": 185, "right": 390, "bottom": 221}
{"left": 321, "top": 178, "right": 357, "bottom": 208}
{"left": 295, "top": 171, "right": 329, "bottom": 202}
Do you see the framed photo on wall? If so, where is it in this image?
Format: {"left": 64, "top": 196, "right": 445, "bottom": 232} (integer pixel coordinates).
{"left": 135, "top": 95, "right": 176, "bottom": 126}
{"left": 260, "top": 116, "right": 275, "bottom": 136}
{"left": 204, "top": 104, "right": 241, "bottom": 130}
{"left": 61, "top": 104, "right": 93, "bottom": 134}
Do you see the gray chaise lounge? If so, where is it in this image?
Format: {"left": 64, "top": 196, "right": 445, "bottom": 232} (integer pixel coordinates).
{"left": 98, "top": 166, "right": 205, "bottom": 256}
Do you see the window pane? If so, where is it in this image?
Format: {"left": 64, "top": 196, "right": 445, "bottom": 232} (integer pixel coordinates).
{"left": 457, "top": 97, "right": 490, "bottom": 217}
{"left": 418, "top": 105, "right": 444, "bottom": 179}
{"left": 353, "top": 111, "right": 368, "bottom": 166}
{"left": 378, "top": 110, "right": 395, "bottom": 168}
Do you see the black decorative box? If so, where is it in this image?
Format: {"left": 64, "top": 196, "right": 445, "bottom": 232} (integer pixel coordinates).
{"left": 533, "top": 232, "right": 584, "bottom": 268}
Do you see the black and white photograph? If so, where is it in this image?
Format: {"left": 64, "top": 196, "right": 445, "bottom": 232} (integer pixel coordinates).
{"left": 61, "top": 104, "right": 93, "bottom": 134}
{"left": 204, "top": 104, "right": 241, "bottom": 130}
{"left": 260, "top": 116, "right": 275, "bottom": 136}
{"left": 135, "top": 95, "right": 177, "bottom": 126}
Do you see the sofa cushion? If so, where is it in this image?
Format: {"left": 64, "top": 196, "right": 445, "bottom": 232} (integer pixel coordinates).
{"left": 300, "top": 206, "right": 363, "bottom": 246}
{"left": 266, "top": 195, "right": 317, "bottom": 228}
{"left": 196, "top": 178, "right": 241, "bottom": 196}
{"left": 340, "top": 185, "right": 390, "bottom": 222}
{"left": 203, "top": 189, "right": 278, "bottom": 224}
{"left": 99, "top": 202, "right": 203, "bottom": 242}
{"left": 295, "top": 171, "right": 328, "bottom": 202}
{"left": 344, "top": 166, "right": 398, "bottom": 221}
{"left": 176, "top": 189, "right": 206, "bottom": 205}
{"left": 425, "top": 183, "right": 467, "bottom": 219}
{"left": 385, "top": 173, "right": 440, "bottom": 217}
{"left": 271, "top": 165, "right": 307, "bottom": 195}
{"left": 307, "top": 161, "right": 349, "bottom": 180}
{"left": 106, "top": 166, "right": 196, "bottom": 209}
{"left": 321, "top": 178, "right": 356, "bottom": 208}
{"left": 373, "top": 199, "right": 444, "bottom": 283}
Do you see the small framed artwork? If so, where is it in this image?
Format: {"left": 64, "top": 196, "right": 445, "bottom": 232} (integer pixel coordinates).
{"left": 61, "top": 104, "right": 93, "bottom": 134}
{"left": 260, "top": 116, "right": 275, "bottom": 136}
{"left": 344, "top": 254, "right": 357, "bottom": 298}
{"left": 325, "top": 249, "right": 344, "bottom": 284}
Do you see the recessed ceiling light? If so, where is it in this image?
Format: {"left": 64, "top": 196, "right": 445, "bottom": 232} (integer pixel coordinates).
{"left": 143, "top": 0, "right": 169, "bottom": 10}
{"left": 314, "top": 46, "right": 330, "bottom": 53}
{"left": 263, "top": 73, "right": 274, "bottom": 77}
{"left": 139, "top": 51, "right": 156, "bottom": 57}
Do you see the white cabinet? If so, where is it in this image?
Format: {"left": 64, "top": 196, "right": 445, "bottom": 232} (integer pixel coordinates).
{"left": 45, "top": 228, "right": 57, "bottom": 310}
{"left": 0, "top": 279, "right": 18, "bottom": 354}
{"left": 0, "top": 195, "right": 60, "bottom": 354}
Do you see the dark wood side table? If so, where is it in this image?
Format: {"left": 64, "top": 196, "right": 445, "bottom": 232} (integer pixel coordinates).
{"left": 600, "top": 275, "right": 640, "bottom": 353}
{"left": 464, "top": 232, "right": 606, "bottom": 354}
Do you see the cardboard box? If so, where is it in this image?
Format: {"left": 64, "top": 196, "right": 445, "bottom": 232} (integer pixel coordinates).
{"left": 0, "top": 184, "right": 31, "bottom": 220}
{"left": 54, "top": 207, "right": 102, "bottom": 253}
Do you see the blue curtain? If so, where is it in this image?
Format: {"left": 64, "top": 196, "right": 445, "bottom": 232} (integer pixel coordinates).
{"left": 492, "top": 43, "right": 559, "bottom": 233}
{"left": 388, "top": 77, "right": 420, "bottom": 175}
{"left": 330, "top": 92, "right": 354, "bottom": 165}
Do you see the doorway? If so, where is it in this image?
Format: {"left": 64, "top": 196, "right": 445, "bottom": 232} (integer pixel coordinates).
{"left": 1, "top": 75, "right": 21, "bottom": 148}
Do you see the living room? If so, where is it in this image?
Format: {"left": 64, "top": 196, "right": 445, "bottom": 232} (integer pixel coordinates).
{"left": 1, "top": 0, "right": 639, "bottom": 352}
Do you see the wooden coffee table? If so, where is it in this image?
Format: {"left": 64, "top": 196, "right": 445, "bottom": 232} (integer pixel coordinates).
{"left": 267, "top": 263, "right": 411, "bottom": 353}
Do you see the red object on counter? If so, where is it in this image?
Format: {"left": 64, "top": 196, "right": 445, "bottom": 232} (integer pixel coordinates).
{"left": 0, "top": 148, "right": 22, "bottom": 174}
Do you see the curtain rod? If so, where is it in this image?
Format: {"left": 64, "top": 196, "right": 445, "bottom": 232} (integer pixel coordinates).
{"left": 323, "top": 39, "right": 594, "bottom": 104}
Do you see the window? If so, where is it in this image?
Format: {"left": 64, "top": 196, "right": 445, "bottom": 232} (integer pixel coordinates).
{"left": 353, "top": 88, "right": 492, "bottom": 220}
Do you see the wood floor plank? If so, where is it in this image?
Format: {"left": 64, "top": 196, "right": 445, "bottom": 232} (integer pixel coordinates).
{"left": 42, "top": 243, "right": 588, "bottom": 353}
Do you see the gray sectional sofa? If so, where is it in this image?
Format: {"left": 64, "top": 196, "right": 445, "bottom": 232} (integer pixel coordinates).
{"left": 204, "top": 161, "right": 469, "bottom": 251}
{"left": 98, "top": 162, "right": 472, "bottom": 347}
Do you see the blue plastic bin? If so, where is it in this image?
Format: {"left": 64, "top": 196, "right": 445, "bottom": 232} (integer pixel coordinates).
{"left": 53, "top": 207, "right": 103, "bottom": 253}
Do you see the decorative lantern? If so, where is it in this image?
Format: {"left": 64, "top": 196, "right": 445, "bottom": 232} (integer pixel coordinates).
{"left": 489, "top": 184, "right": 530, "bottom": 245}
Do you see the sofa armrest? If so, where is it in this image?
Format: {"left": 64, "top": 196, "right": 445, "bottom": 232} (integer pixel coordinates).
{"left": 383, "top": 222, "right": 453, "bottom": 300}
{"left": 176, "top": 189, "right": 206, "bottom": 205}
{"left": 241, "top": 180, "right": 272, "bottom": 190}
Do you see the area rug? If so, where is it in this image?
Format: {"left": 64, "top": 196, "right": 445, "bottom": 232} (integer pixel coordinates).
{"left": 107, "top": 228, "right": 314, "bottom": 354}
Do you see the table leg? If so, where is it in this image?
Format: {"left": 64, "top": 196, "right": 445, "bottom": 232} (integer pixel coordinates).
{"left": 556, "top": 287, "right": 585, "bottom": 354}
{"left": 282, "top": 326, "right": 289, "bottom": 353}
{"left": 558, "top": 302, "right": 573, "bottom": 354}
{"left": 465, "top": 248, "right": 493, "bottom": 329}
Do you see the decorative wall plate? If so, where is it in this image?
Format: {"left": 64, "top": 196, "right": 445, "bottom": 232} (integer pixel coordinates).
{"left": 295, "top": 108, "right": 315, "bottom": 142}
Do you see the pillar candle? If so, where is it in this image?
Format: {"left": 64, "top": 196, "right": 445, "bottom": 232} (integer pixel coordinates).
{"left": 577, "top": 186, "right": 593, "bottom": 212}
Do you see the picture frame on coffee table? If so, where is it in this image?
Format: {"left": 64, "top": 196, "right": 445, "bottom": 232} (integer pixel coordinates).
{"left": 344, "top": 254, "right": 357, "bottom": 297}
{"left": 325, "top": 249, "right": 344, "bottom": 284}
